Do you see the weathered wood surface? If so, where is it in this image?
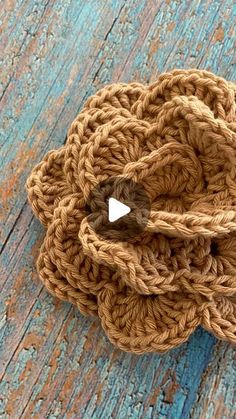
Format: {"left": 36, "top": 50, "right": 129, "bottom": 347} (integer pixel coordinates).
{"left": 0, "top": 0, "right": 236, "bottom": 418}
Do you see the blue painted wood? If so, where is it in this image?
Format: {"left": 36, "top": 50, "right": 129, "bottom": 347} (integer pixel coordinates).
{"left": 0, "top": 0, "right": 236, "bottom": 418}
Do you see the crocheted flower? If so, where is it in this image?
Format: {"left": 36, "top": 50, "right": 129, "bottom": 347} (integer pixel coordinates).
{"left": 27, "top": 69, "right": 236, "bottom": 354}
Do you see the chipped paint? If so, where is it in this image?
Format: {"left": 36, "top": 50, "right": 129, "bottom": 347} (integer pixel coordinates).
{"left": 167, "top": 21, "right": 175, "bottom": 32}
{"left": 213, "top": 25, "right": 225, "bottom": 43}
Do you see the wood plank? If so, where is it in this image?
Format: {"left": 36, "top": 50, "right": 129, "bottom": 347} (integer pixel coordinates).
{"left": 20, "top": 327, "right": 216, "bottom": 419}
{"left": 1, "top": 0, "right": 236, "bottom": 418}
{"left": 190, "top": 343, "right": 236, "bottom": 419}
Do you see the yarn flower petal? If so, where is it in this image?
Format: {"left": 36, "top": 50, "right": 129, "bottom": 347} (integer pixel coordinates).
{"left": 26, "top": 147, "right": 70, "bottom": 226}
{"left": 97, "top": 284, "right": 201, "bottom": 354}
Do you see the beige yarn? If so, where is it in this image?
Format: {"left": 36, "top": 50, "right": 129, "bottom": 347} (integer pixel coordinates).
{"left": 26, "top": 69, "right": 236, "bottom": 354}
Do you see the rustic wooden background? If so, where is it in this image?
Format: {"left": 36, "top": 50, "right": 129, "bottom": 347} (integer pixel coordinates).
{"left": 0, "top": 0, "right": 236, "bottom": 418}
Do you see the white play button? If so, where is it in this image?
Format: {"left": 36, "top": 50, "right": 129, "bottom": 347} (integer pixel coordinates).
{"left": 86, "top": 177, "right": 150, "bottom": 240}
{"left": 108, "top": 197, "right": 131, "bottom": 222}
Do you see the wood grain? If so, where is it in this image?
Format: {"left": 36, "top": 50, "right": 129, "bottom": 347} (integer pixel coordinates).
{"left": 0, "top": 0, "right": 235, "bottom": 418}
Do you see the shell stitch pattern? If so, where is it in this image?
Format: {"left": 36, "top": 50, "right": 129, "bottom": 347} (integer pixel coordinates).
{"left": 26, "top": 69, "right": 236, "bottom": 354}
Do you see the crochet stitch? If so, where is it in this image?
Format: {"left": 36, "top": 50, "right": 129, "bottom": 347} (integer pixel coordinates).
{"left": 26, "top": 69, "right": 236, "bottom": 354}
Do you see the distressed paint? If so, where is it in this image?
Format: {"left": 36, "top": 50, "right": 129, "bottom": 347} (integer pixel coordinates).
{"left": 0, "top": 0, "right": 236, "bottom": 418}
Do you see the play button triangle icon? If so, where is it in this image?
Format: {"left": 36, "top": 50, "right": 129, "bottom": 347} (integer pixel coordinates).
{"left": 86, "top": 177, "right": 150, "bottom": 241}
{"left": 108, "top": 197, "right": 131, "bottom": 222}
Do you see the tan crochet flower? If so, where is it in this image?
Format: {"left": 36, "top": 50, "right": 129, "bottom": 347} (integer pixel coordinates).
{"left": 26, "top": 69, "right": 236, "bottom": 354}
